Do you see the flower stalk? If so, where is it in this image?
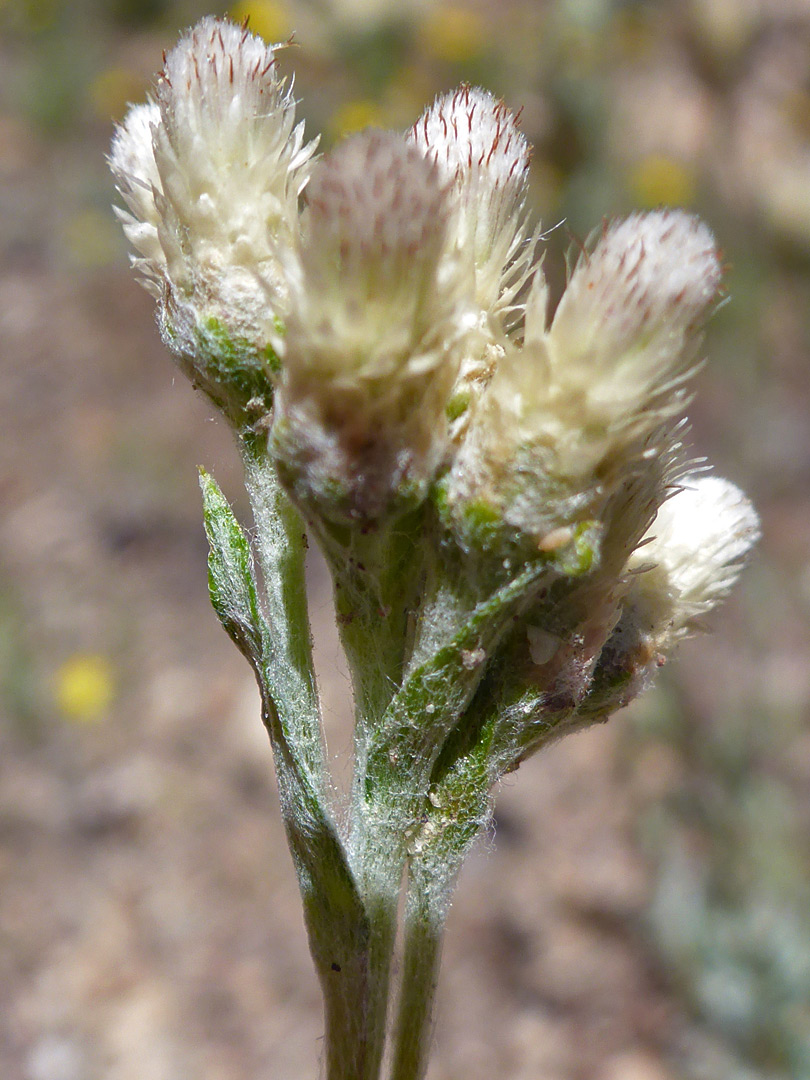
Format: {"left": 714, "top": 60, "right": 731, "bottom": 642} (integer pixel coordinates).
{"left": 111, "top": 17, "right": 760, "bottom": 1080}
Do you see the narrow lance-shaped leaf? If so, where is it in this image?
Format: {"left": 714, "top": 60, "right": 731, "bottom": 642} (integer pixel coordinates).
{"left": 200, "top": 468, "right": 265, "bottom": 668}
{"left": 201, "top": 469, "right": 374, "bottom": 1071}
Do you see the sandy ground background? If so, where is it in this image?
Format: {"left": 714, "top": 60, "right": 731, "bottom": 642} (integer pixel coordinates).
{"left": 1, "top": 2, "right": 809, "bottom": 1078}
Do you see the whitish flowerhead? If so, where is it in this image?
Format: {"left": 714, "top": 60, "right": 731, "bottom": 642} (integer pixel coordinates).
{"left": 443, "top": 211, "right": 723, "bottom": 559}
{"left": 110, "top": 16, "right": 316, "bottom": 355}
{"left": 521, "top": 474, "right": 760, "bottom": 723}
{"left": 628, "top": 474, "right": 761, "bottom": 640}
{"left": 408, "top": 86, "right": 534, "bottom": 438}
{"left": 285, "top": 129, "right": 465, "bottom": 384}
{"left": 546, "top": 211, "right": 722, "bottom": 423}
{"left": 109, "top": 102, "right": 163, "bottom": 295}
{"left": 275, "top": 129, "right": 472, "bottom": 521}
{"left": 409, "top": 85, "right": 532, "bottom": 321}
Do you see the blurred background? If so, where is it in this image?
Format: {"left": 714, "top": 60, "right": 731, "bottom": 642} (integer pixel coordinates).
{"left": 1, "top": 0, "right": 808, "bottom": 1078}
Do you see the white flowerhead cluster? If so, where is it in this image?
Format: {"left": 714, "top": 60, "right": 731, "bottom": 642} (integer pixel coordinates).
{"left": 111, "top": 16, "right": 758, "bottom": 663}
{"left": 110, "top": 16, "right": 316, "bottom": 358}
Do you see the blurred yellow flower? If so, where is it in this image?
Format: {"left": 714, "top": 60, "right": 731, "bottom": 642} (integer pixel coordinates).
{"left": 329, "top": 98, "right": 385, "bottom": 139}
{"left": 229, "top": 0, "right": 291, "bottom": 43}
{"left": 420, "top": 6, "right": 486, "bottom": 64}
{"left": 629, "top": 154, "right": 696, "bottom": 208}
{"left": 55, "top": 654, "right": 114, "bottom": 723}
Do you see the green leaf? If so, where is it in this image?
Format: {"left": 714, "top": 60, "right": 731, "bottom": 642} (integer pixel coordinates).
{"left": 201, "top": 465, "right": 375, "bottom": 1056}
{"left": 200, "top": 469, "right": 265, "bottom": 668}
